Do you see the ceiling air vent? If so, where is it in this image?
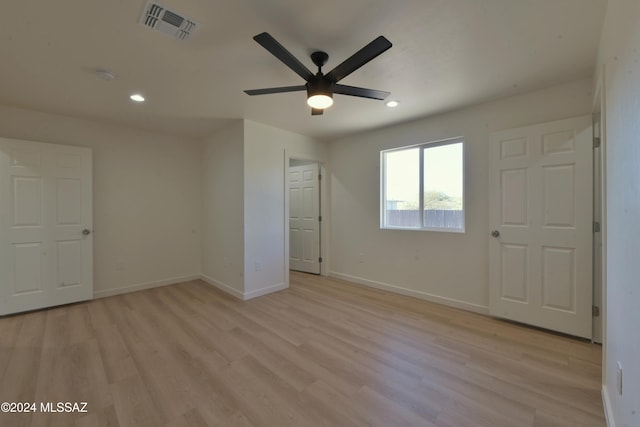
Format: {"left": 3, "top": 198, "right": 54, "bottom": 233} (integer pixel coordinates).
{"left": 139, "top": 1, "right": 198, "bottom": 41}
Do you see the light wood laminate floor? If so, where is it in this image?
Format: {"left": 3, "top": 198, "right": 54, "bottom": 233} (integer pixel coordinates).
{"left": 0, "top": 272, "right": 604, "bottom": 427}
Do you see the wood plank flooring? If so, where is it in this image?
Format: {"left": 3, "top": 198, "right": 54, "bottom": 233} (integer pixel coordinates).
{"left": 0, "top": 272, "right": 605, "bottom": 426}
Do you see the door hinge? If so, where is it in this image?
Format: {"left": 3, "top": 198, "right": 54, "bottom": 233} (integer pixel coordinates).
{"left": 593, "top": 137, "right": 601, "bottom": 149}
{"left": 319, "top": 257, "right": 323, "bottom": 263}
{"left": 593, "top": 221, "right": 601, "bottom": 233}
{"left": 592, "top": 305, "right": 600, "bottom": 317}
{"left": 318, "top": 215, "right": 322, "bottom": 222}
{"left": 318, "top": 173, "right": 322, "bottom": 181}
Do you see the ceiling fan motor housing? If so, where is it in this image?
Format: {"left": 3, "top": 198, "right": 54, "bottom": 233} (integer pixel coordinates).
{"left": 306, "top": 78, "right": 335, "bottom": 98}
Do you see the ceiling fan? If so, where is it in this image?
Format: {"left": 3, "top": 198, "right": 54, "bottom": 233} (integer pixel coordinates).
{"left": 244, "top": 32, "right": 392, "bottom": 115}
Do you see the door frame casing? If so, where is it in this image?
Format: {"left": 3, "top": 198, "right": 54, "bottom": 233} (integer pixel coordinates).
{"left": 592, "top": 64, "right": 607, "bottom": 381}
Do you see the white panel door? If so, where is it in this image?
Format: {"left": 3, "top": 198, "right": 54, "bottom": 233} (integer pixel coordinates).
{"left": 289, "top": 163, "right": 320, "bottom": 274}
{"left": 489, "top": 116, "right": 593, "bottom": 338}
{"left": 0, "top": 138, "right": 92, "bottom": 315}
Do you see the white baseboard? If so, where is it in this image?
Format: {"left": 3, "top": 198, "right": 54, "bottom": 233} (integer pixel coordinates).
{"left": 602, "top": 385, "right": 615, "bottom": 427}
{"left": 200, "top": 274, "right": 244, "bottom": 300}
{"left": 244, "top": 282, "right": 288, "bottom": 300}
{"left": 201, "top": 274, "right": 288, "bottom": 301}
{"left": 94, "top": 273, "right": 287, "bottom": 302}
{"left": 329, "top": 271, "right": 489, "bottom": 315}
{"left": 94, "top": 274, "right": 200, "bottom": 299}
{"left": 93, "top": 270, "right": 485, "bottom": 314}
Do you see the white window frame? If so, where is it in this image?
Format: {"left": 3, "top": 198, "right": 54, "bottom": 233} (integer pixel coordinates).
{"left": 380, "top": 136, "right": 465, "bottom": 232}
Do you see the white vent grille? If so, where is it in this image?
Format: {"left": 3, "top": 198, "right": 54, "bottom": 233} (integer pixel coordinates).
{"left": 139, "top": 1, "right": 197, "bottom": 41}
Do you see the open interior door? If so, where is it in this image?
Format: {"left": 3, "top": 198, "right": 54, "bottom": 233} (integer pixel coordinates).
{"left": 0, "top": 138, "right": 93, "bottom": 315}
{"left": 489, "top": 116, "right": 593, "bottom": 338}
{"left": 289, "top": 163, "right": 320, "bottom": 274}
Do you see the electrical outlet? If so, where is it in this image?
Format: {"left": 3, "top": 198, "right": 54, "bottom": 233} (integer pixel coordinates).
{"left": 617, "top": 362, "right": 623, "bottom": 395}
{"left": 254, "top": 261, "right": 262, "bottom": 272}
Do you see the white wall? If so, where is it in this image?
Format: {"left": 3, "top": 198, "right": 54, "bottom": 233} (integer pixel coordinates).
{"left": 201, "top": 121, "right": 245, "bottom": 298}
{"left": 0, "top": 108, "right": 327, "bottom": 303}
{"left": 597, "top": 0, "right": 640, "bottom": 425}
{"left": 0, "top": 105, "right": 202, "bottom": 297}
{"left": 328, "top": 78, "right": 594, "bottom": 313}
{"left": 243, "top": 120, "right": 327, "bottom": 299}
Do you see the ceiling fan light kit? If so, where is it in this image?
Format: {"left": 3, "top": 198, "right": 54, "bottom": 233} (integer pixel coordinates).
{"left": 306, "top": 78, "right": 335, "bottom": 109}
{"left": 244, "top": 32, "right": 392, "bottom": 115}
{"left": 307, "top": 93, "right": 333, "bottom": 109}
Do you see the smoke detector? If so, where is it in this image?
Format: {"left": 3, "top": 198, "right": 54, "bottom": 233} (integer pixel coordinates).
{"left": 139, "top": 1, "right": 198, "bottom": 41}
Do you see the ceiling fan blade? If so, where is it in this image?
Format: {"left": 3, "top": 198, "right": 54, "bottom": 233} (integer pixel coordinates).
{"left": 325, "top": 36, "right": 392, "bottom": 83}
{"left": 244, "top": 85, "right": 306, "bottom": 96}
{"left": 253, "top": 32, "right": 314, "bottom": 82}
{"left": 334, "top": 84, "right": 390, "bottom": 100}
{"left": 311, "top": 108, "right": 324, "bottom": 116}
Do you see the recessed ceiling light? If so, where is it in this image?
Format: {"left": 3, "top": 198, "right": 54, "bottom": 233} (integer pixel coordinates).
{"left": 386, "top": 100, "right": 399, "bottom": 108}
{"left": 130, "top": 93, "right": 145, "bottom": 102}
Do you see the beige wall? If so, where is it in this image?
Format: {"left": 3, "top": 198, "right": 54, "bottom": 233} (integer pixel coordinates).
{"left": 200, "top": 119, "right": 327, "bottom": 300}
{"left": 596, "top": 0, "right": 640, "bottom": 425}
{"left": 328, "top": 78, "right": 594, "bottom": 313}
{"left": 0, "top": 105, "right": 202, "bottom": 296}
{"left": 0, "top": 107, "right": 328, "bottom": 302}
{"left": 201, "top": 121, "right": 245, "bottom": 298}
{"left": 243, "top": 120, "right": 327, "bottom": 298}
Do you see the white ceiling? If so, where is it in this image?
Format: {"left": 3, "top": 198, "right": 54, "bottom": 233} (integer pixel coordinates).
{"left": 0, "top": 0, "right": 606, "bottom": 141}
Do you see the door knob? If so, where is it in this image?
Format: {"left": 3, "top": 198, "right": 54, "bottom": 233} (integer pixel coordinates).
{"left": 82, "top": 229, "right": 92, "bottom": 236}
{"left": 491, "top": 230, "right": 500, "bottom": 238}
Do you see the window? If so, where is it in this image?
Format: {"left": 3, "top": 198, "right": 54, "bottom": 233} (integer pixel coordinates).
{"left": 381, "top": 137, "right": 464, "bottom": 231}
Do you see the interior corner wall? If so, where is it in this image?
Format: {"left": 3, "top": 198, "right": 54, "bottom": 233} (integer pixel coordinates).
{"left": 243, "top": 120, "right": 327, "bottom": 299}
{"left": 328, "top": 78, "right": 594, "bottom": 313}
{"left": 0, "top": 105, "right": 202, "bottom": 297}
{"left": 597, "top": 0, "right": 640, "bottom": 425}
{"left": 201, "top": 121, "right": 245, "bottom": 298}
